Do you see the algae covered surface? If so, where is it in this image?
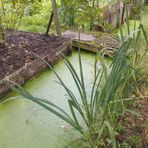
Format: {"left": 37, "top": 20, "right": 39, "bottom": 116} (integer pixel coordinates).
{"left": 0, "top": 50, "right": 110, "bottom": 148}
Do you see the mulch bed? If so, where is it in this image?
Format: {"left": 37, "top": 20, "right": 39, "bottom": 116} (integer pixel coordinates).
{"left": 0, "top": 30, "right": 69, "bottom": 79}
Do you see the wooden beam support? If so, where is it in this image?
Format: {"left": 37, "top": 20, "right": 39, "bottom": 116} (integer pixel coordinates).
{"left": 45, "top": 11, "right": 53, "bottom": 36}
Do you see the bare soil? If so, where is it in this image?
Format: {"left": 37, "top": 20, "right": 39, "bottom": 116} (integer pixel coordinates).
{"left": 0, "top": 30, "right": 69, "bottom": 79}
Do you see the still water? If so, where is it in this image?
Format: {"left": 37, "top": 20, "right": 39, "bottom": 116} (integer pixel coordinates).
{"left": 0, "top": 50, "right": 110, "bottom": 148}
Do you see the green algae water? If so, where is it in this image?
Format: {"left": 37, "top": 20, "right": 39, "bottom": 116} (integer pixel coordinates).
{"left": 0, "top": 50, "right": 110, "bottom": 148}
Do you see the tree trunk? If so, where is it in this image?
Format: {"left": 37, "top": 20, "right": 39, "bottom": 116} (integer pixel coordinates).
{"left": 90, "top": 0, "right": 95, "bottom": 31}
{"left": 52, "top": 0, "right": 61, "bottom": 36}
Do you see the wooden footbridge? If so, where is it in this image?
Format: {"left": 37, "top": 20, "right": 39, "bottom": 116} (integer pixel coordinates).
{"left": 62, "top": 30, "right": 120, "bottom": 57}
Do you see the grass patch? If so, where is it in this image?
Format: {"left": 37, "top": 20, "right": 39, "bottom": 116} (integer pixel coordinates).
{"left": 19, "top": 25, "right": 46, "bottom": 33}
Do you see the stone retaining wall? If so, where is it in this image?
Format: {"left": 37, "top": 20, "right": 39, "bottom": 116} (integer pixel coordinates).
{"left": 0, "top": 40, "right": 72, "bottom": 99}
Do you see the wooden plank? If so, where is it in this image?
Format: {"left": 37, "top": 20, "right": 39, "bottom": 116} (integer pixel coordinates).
{"left": 0, "top": 40, "right": 72, "bottom": 99}
{"left": 45, "top": 11, "right": 53, "bottom": 36}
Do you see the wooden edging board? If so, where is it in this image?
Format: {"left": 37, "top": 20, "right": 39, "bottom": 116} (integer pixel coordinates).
{"left": 0, "top": 40, "right": 72, "bottom": 100}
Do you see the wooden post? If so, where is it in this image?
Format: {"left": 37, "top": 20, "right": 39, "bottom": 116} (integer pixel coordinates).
{"left": 45, "top": 11, "right": 53, "bottom": 36}
{"left": 52, "top": 0, "right": 61, "bottom": 36}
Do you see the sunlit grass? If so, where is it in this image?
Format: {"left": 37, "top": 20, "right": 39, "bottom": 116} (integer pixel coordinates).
{"left": 19, "top": 25, "right": 46, "bottom": 33}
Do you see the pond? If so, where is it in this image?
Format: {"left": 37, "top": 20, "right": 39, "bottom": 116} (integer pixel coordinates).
{"left": 0, "top": 50, "right": 110, "bottom": 148}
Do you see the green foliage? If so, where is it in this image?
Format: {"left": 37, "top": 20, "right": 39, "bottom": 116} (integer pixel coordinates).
{"left": 0, "top": 0, "right": 52, "bottom": 34}
{"left": 126, "top": 135, "right": 142, "bottom": 147}
{"left": 58, "top": 0, "right": 104, "bottom": 30}
{"left": 19, "top": 24, "right": 46, "bottom": 33}
{"left": 1, "top": 0, "right": 30, "bottom": 30}
{"left": 24, "top": 1, "right": 42, "bottom": 16}
{"left": 20, "top": 1, "right": 52, "bottom": 32}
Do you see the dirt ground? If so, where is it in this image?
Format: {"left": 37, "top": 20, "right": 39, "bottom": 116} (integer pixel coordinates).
{"left": 0, "top": 30, "right": 69, "bottom": 79}
{"left": 117, "top": 79, "right": 148, "bottom": 147}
